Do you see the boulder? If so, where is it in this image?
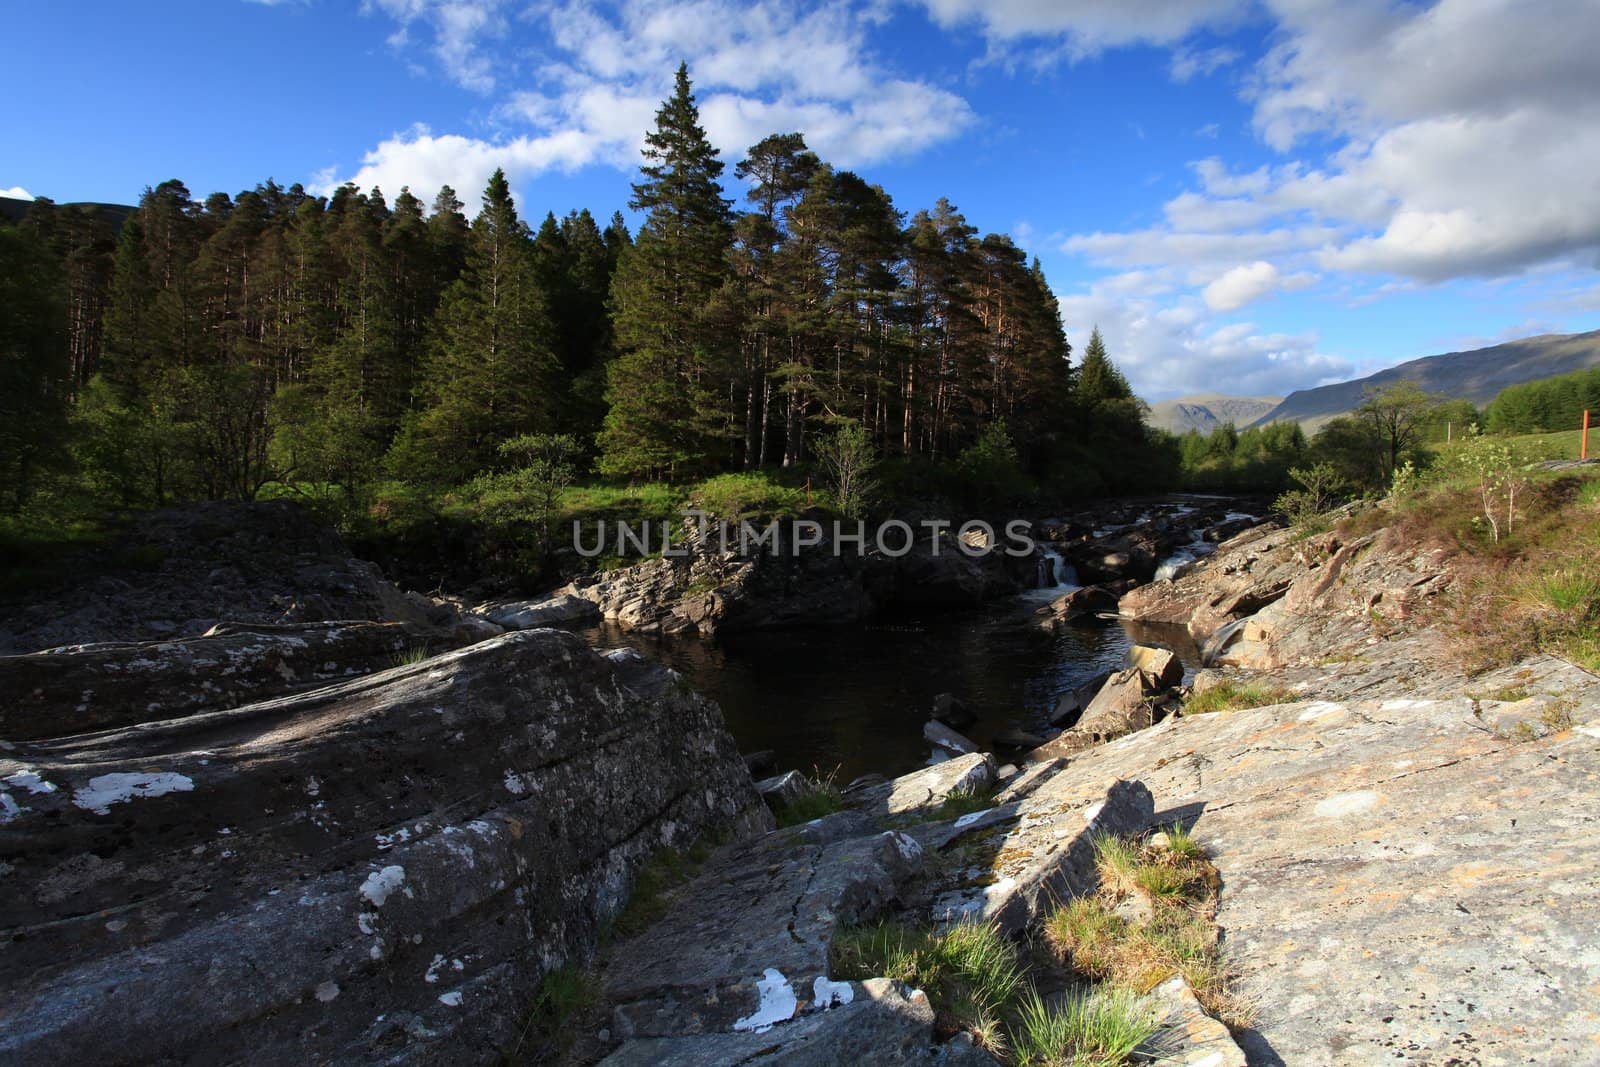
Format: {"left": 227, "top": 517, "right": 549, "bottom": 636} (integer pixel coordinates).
{"left": 1050, "top": 670, "right": 1113, "bottom": 727}
{"left": 0, "top": 620, "right": 447, "bottom": 741}
{"left": 1127, "top": 644, "right": 1184, "bottom": 690}
{"left": 1148, "top": 975, "right": 1247, "bottom": 1067}
{"left": 1034, "top": 585, "right": 1119, "bottom": 630}
{"left": 926, "top": 777, "right": 1155, "bottom": 932}
{"left": 1029, "top": 670, "right": 1157, "bottom": 762}
{"left": 756, "top": 770, "right": 810, "bottom": 810}
{"left": 846, "top": 752, "right": 997, "bottom": 817}
{"left": 478, "top": 591, "right": 600, "bottom": 629}
{"left": 931, "top": 692, "right": 977, "bottom": 729}
{"left": 601, "top": 827, "right": 929, "bottom": 1040}
{"left": 0, "top": 629, "right": 769, "bottom": 1065}
{"left": 924, "top": 719, "right": 979, "bottom": 755}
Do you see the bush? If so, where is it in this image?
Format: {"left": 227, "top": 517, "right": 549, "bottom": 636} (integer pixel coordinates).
{"left": 689, "top": 471, "right": 808, "bottom": 520}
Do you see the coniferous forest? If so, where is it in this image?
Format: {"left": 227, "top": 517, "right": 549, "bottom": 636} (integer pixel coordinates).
{"left": 1, "top": 66, "right": 1174, "bottom": 579}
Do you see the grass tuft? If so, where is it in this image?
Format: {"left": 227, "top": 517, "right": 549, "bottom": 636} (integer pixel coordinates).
{"left": 830, "top": 919, "right": 1025, "bottom": 1038}
{"left": 773, "top": 767, "right": 847, "bottom": 827}
{"left": 1182, "top": 680, "right": 1292, "bottom": 715}
{"left": 1012, "top": 987, "right": 1162, "bottom": 1067}
{"left": 389, "top": 644, "right": 433, "bottom": 668}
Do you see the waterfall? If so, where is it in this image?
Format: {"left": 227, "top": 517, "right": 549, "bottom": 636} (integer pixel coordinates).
{"left": 1037, "top": 546, "right": 1077, "bottom": 589}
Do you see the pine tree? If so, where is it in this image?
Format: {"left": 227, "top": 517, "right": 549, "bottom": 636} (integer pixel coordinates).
{"left": 599, "top": 64, "right": 734, "bottom": 479}
{"left": 391, "top": 169, "right": 557, "bottom": 483}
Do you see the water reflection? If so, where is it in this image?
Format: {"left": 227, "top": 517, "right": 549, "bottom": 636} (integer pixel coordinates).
{"left": 578, "top": 593, "right": 1198, "bottom": 782}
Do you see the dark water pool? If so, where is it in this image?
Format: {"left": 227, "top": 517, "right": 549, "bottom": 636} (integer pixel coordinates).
{"left": 579, "top": 589, "right": 1199, "bottom": 782}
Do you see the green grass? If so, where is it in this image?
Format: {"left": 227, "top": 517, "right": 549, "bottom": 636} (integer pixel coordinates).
{"left": 389, "top": 644, "right": 433, "bottom": 668}
{"left": 831, "top": 920, "right": 1025, "bottom": 1049}
{"left": 1182, "top": 680, "right": 1292, "bottom": 715}
{"left": 1043, "top": 832, "right": 1252, "bottom": 1031}
{"left": 502, "top": 963, "right": 603, "bottom": 1064}
{"left": 688, "top": 471, "right": 812, "bottom": 521}
{"left": 1531, "top": 568, "right": 1600, "bottom": 613}
{"left": 772, "top": 768, "right": 847, "bottom": 827}
{"left": 607, "top": 838, "right": 717, "bottom": 941}
{"left": 1012, "top": 988, "right": 1161, "bottom": 1067}
{"left": 936, "top": 783, "right": 996, "bottom": 821}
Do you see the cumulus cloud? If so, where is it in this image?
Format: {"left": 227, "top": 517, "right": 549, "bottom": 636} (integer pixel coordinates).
{"left": 916, "top": 0, "right": 1243, "bottom": 61}
{"left": 1202, "top": 260, "right": 1316, "bottom": 311}
{"left": 328, "top": 0, "right": 973, "bottom": 200}
{"left": 1, "top": 185, "right": 32, "bottom": 200}
{"left": 1057, "top": 275, "right": 1353, "bottom": 401}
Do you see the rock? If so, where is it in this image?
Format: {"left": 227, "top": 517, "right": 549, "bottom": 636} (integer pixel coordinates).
{"left": 600, "top": 978, "right": 951, "bottom": 1066}
{"left": 992, "top": 728, "right": 1048, "bottom": 750}
{"left": 756, "top": 769, "right": 810, "bottom": 810}
{"left": 846, "top": 752, "right": 996, "bottom": 816}
{"left": 1050, "top": 670, "right": 1113, "bottom": 727}
{"left": 924, "top": 719, "right": 980, "bottom": 755}
{"left": 601, "top": 829, "right": 929, "bottom": 1040}
{"left": 1009, "top": 664, "right": 1600, "bottom": 1065}
{"left": 1030, "top": 669, "right": 1157, "bottom": 761}
{"left": 1148, "top": 975, "right": 1247, "bottom": 1067}
{"left": 478, "top": 591, "right": 600, "bottom": 628}
{"left": 0, "top": 620, "right": 447, "bottom": 741}
{"left": 0, "top": 629, "right": 769, "bottom": 1064}
{"left": 931, "top": 692, "right": 977, "bottom": 729}
{"left": 926, "top": 777, "right": 1155, "bottom": 932}
{"left": 0, "top": 501, "right": 433, "bottom": 655}
{"left": 1034, "top": 584, "right": 1119, "bottom": 630}
{"left": 1127, "top": 644, "right": 1184, "bottom": 690}
{"left": 743, "top": 749, "right": 777, "bottom": 777}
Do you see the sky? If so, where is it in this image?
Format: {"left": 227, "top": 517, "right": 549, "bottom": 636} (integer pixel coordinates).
{"left": 6, "top": 0, "right": 1600, "bottom": 401}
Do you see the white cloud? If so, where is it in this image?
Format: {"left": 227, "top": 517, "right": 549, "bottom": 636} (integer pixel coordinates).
{"left": 1170, "top": 45, "right": 1240, "bottom": 82}
{"left": 1057, "top": 275, "right": 1353, "bottom": 401}
{"left": 1202, "top": 260, "right": 1316, "bottom": 311}
{"left": 329, "top": 0, "right": 972, "bottom": 200}
{"left": 917, "top": 0, "right": 1243, "bottom": 60}
{"left": 1, "top": 185, "right": 32, "bottom": 200}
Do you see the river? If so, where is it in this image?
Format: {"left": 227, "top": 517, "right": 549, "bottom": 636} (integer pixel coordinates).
{"left": 579, "top": 586, "right": 1200, "bottom": 783}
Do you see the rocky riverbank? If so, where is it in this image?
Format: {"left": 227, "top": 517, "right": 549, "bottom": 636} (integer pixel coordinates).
{"left": 4, "top": 498, "right": 1596, "bottom": 1064}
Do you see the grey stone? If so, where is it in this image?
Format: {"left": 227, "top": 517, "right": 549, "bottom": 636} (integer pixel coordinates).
{"left": 847, "top": 752, "right": 996, "bottom": 816}
{"left": 0, "top": 629, "right": 769, "bottom": 1065}
{"left": 1148, "top": 975, "right": 1246, "bottom": 1067}
{"left": 756, "top": 769, "right": 810, "bottom": 809}
{"left": 0, "top": 620, "right": 448, "bottom": 741}
{"left": 931, "top": 692, "right": 977, "bottom": 728}
{"left": 924, "top": 719, "right": 979, "bottom": 755}
{"left": 478, "top": 591, "right": 600, "bottom": 629}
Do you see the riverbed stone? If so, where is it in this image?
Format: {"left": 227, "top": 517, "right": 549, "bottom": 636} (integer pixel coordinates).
{"left": 925, "top": 719, "right": 980, "bottom": 755}
{"left": 845, "top": 752, "right": 997, "bottom": 816}
{"left": 478, "top": 591, "right": 601, "bottom": 628}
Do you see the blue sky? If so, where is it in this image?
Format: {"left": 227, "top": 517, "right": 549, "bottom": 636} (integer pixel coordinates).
{"left": 6, "top": 0, "right": 1600, "bottom": 400}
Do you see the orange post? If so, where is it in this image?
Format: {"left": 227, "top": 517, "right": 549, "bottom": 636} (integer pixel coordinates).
{"left": 1584, "top": 409, "right": 1591, "bottom": 460}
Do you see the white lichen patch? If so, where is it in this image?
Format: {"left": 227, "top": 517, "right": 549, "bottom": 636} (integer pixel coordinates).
{"left": 1082, "top": 800, "right": 1105, "bottom": 826}
{"left": 503, "top": 771, "right": 526, "bottom": 795}
{"left": 1313, "top": 791, "right": 1380, "bottom": 818}
{"left": 424, "top": 954, "right": 447, "bottom": 983}
{"left": 1380, "top": 698, "right": 1424, "bottom": 712}
{"left": 4, "top": 769, "right": 57, "bottom": 794}
{"left": 1297, "top": 701, "right": 1346, "bottom": 721}
{"left": 72, "top": 771, "right": 195, "bottom": 814}
{"left": 437, "top": 991, "right": 463, "bottom": 1007}
{"left": 812, "top": 976, "right": 854, "bottom": 1010}
{"left": 360, "top": 865, "right": 406, "bottom": 907}
{"left": 732, "top": 968, "right": 797, "bottom": 1033}
{"left": 375, "top": 827, "right": 412, "bottom": 851}
{"left": 315, "top": 981, "right": 340, "bottom": 1002}
{"left": 889, "top": 832, "right": 923, "bottom": 862}
{"left": 953, "top": 809, "right": 993, "bottom": 830}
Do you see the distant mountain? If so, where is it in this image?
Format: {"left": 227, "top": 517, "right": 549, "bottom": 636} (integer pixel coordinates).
{"left": 1251, "top": 330, "right": 1600, "bottom": 433}
{"left": 1146, "top": 394, "right": 1282, "bottom": 435}
{"left": 0, "top": 194, "right": 135, "bottom": 229}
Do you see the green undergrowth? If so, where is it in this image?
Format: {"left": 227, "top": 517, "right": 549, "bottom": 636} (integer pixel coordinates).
{"left": 606, "top": 837, "right": 719, "bottom": 942}
{"left": 501, "top": 962, "right": 603, "bottom": 1065}
{"left": 773, "top": 768, "right": 848, "bottom": 827}
{"left": 1043, "top": 827, "right": 1251, "bottom": 1031}
{"left": 1182, "top": 680, "right": 1293, "bottom": 715}
{"left": 831, "top": 917, "right": 1163, "bottom": 1066}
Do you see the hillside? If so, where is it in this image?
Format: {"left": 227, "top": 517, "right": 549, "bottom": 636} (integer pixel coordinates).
{"left": 0, "top": 194, "right": 134, "bottom": 229}
{"left": 1251, "top": 329, "right": 1600, "bottom": 432}
{"left": 1146, "top": 394, "right": 1281, "bottom": 435}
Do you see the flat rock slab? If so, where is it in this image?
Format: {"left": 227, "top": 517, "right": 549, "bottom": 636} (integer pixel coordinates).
{"left": 1150, "top": 975, "right": 1247, "bottom": 1067}
{"left": 0, "top": 629, "right": 768, "bottom": 1065}
{"left": 924, "top": 777, "right": 1154, "bottom": 932}
{"left": 0, "top": 620, "right": 444, "bottom": 740}
{"left": 1022, "top": 680, "right": 1600, "bottom": 1066}
{"left": 846, "top": 752, "right": 996, "bottom": 817}
{"left": 478, "top": 592, "right": 600, "bottom": 629}
{"left": 603, "top": 826, "right": 927, "bottom": 1039}
{"left": 601, "top": 978, "right": 979, "bottom": 1066}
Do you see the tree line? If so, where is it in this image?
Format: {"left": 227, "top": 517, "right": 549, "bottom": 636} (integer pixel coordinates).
{"left": 1, "top": 64, "right": 1164, "bottom": 523}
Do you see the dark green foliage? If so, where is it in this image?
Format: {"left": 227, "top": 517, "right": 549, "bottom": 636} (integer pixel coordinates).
{"left": 0, "top": 223, "right": 70, "bottom": 511}
{"left": 1485, "top": 366, "right": 1600, "bottom": 434}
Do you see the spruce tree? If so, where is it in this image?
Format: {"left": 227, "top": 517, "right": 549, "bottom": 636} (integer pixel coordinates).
{"left": 391, "top": 169, "right": 556, "bottom": 483}
{"left": 598, "top": 64, "right": 734, "bottom": 479}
